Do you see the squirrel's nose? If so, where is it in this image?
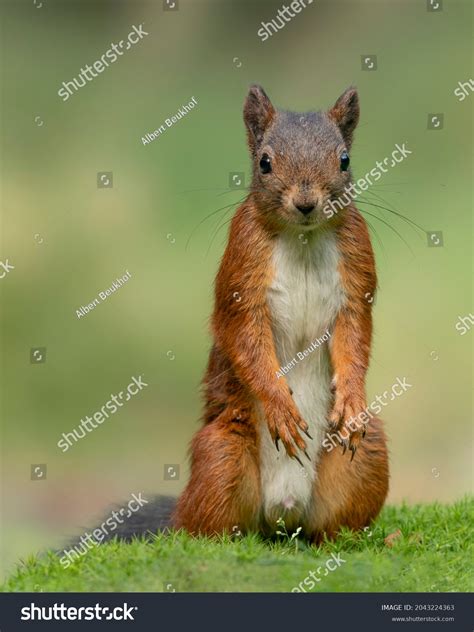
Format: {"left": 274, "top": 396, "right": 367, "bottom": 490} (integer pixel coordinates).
{"left": 294, "top": 203, "right": 315, "bottom": 216}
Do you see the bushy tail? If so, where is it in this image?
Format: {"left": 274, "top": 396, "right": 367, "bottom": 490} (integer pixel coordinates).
{"left": 99, "top": 495, "right": 177, "bottom": 542}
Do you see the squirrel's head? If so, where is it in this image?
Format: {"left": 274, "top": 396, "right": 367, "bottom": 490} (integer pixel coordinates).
{"left": 243, "top": 84, "right": 359, "bottom": 231}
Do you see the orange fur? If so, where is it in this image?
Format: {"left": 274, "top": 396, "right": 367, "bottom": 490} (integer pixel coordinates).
{"left": 173, "top": 86, "right": 389, "bottom": 540}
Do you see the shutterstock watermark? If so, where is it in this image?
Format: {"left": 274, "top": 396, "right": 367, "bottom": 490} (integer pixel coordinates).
{"left": 322, "top": 377, "right": 412, "bottom": 451}
{"left": 257, "top": 0, "right": 314, "bottom": 42}
{"left": 453, "top": 78, "right": 474, "bottom": 102}
{"left": 58, "top": 492, "right": 148, "bottom": 569}
{"left": 0, "top": 259, "right": 15, "bottom": 279}
{"left": 57, "top": 376, "right": 148, "bottom": 452}
{"left": 323, "top": 143, "right": 413, "bottom": 219}
{"left": 58, "top": 24, "right": 149, "bottom": 102}
{"left": 455, "top": 312, "right": 473, "bottom": 335}
{"left": 21, "top": 602, "right": 137, "bottom": 621}
{"left": 291, "top": 552, "right": 346, "bottom": 591}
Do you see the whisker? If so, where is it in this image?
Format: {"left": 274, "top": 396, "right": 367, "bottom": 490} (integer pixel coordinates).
{"left": 206, "top": 213, "right": 234, "bottom": 257}
{"left": 216, "top": 188, "right": 248, "bottom": 197}
{"left": 185, "top": 195, "right": 248, "bottom": 251}
{"left": 214, "top": 184, "right": 271, "bottom": 200}
{"left": 362, "top": 189, "right": 415, "bottom": 229}
{"left": 178, "top": 187, "right": 231, "bottom": 195}
{"left": 363, "top": 217, "right": 386, "bottom": 261}
{"left": 358, "top": 208, "right": 415, "bottom": 256}
{"left": 367, "top": 182, "right": 407, "bottom": 188}
{"left": 357, "top": 197, "right": 425, "bottom": 236}
{"left": 362, "top": 190, "right": 401, "bottom": 217}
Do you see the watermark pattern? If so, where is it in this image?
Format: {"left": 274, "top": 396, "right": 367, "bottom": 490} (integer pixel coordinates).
{"left": 322, "top": 377, "right": 412, "bottom": 451}
{"left": 57, "top": 376, "right": 148, "bottom": 452}
{"left": 455, "top": 312, "right": 474, "bottom": 336}
{"left": 257, "top": 0, "right": 314, "bottom": 42}
{"left": 58, "top": 24, "right": 149, "bottom": 102}
{"left": 229, "top": 172, "right": 245, "bottom": 189}
{"left": 58, "top": 492, "right": 148, "bottom": 569}
{"left": 76, "top": 270, "right": 131, "bottom": 319}
{"left": 454, "top": 78, "right": 474, "bottom": 101}
{"left": 361, "top": 55, "right": 377, "bottom": 71}
{"left": 0, "top": 259, "right": 15, "bottom": 279}
{"left": 323, "top": 143, "right": 412, "bottom": 219}
{"left": 21, "top": 603, "right": 138, "bottom": 622}
{"left": 276, "top": 330, "right": 331, "bottom": 378}
{"left": 30, "top": 347, "right": 46, "bottom": 363}
{"left": 164, "top": 464, "right": 180, "bottom": 480}
{"left": 426, "top": 231, "right": 443, "bottom": 247}
{"left": 141, "top": 97, "right": 198, "bottom": 145}
{"left": 427, "top": 113, "right": 444, "bottom": 130}
{"left": 291, "top": 552, "right": 346, "bottom": 591}
{"left": 30, "top": 464, "right": 47, "bottom": 480}
{"left": 427, "top": 0, "right": 442, "bottom": 11}
{"left": 97, "top": 172, "right": 113, "bottom": 188}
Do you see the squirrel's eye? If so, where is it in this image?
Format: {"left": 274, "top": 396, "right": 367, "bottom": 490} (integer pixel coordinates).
{"left": 259, "top": 154, "right": 272, "bottom": 174}
{"left": 340, "top": 151, "right": 350, "bottom": 171}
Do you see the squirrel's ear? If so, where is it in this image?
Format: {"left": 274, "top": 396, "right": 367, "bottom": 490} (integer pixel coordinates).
{"left": 328, "top": 87, "right": 359, "bottom": 148}
{"left": 243, "top": 85, "right": 275, "bottom": 153}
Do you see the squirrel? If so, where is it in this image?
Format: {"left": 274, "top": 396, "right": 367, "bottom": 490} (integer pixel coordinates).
{"left": 172, "top": 85, "right": 389, "bottom": 541}
{"left": 97, "top": 85, "right": 389, "bottom": 545}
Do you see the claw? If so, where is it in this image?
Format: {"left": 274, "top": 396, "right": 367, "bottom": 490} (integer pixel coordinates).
{"left": 293, "top": 454, "right": 304, "bottom": 467}
{"left": 362, "top": 429, "right": 366, "bottom": 439}
{"left": 303, "top": 429, "right": 313, "bottom": 440}
{"left": 289, "top": 387, "right": 293, "bottom": 396}
{"left": 304, "top": 450, "right": 311, "bottom": 462}
{"left": 275, "top": 436, "right": 280, "bottom": 452}
{"left": 342, "top": 440, "right": 347, "bottom": 455}
{"left": 350, "top": 445, "right": 357, "bottom": 461}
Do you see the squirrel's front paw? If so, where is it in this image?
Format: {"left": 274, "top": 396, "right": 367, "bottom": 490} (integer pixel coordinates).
{"left": 329, "top": 390, "right": 367, "bottom": 461}
{"left": 266, "top": 404, "right": 312, "bottom": 465}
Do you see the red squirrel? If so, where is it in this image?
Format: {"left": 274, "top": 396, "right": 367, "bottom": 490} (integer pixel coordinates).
{"left": 173, "top": 85, "right": 389, "bottom": 541}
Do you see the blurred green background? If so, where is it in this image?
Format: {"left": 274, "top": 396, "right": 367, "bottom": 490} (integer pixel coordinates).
{"left": 0, "top": 0, "right": 472, "bottom": 579}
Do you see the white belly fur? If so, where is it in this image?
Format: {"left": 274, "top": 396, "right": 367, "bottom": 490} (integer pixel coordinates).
{"left": 259, "top": 228, "right": 345, "bottom": 524}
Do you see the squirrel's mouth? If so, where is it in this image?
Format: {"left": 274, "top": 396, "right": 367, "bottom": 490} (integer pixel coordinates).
{"left": 282, "top": 196, "right": 334, "bottom": 230}
{"left": 286, "top": 211, "right": 326, "bottom": 231}
{"left": 275, "top": 195, "right": 334, "bottom": 231}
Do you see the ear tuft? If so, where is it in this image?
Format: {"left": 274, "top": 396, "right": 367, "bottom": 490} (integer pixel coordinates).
{"left": 328, "top": 87, "right": 360, "bottom": 147}
{"left": 243, "top": 85, "right": 275, "bottom": 153}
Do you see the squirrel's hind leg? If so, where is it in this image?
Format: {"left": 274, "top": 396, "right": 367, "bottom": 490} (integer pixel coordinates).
{"left": 173, "top": 407, "right": 261, "bottom": 536}
{"left": 307, "top": 417, "right": 389, "bottom": 543}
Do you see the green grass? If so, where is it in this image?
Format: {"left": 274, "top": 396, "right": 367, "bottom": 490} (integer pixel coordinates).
{"left": 3, "top": 499, "right": 473, "bottom": 593}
